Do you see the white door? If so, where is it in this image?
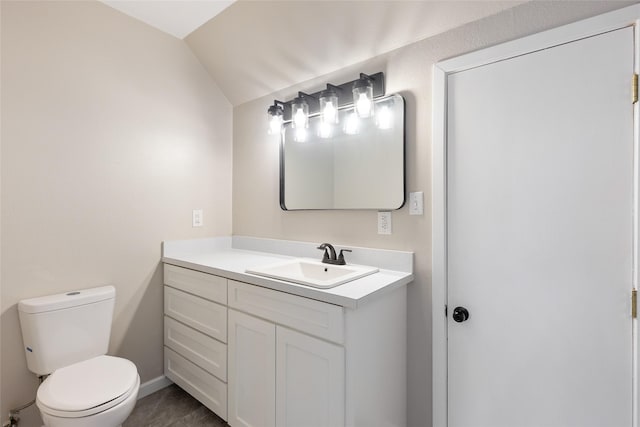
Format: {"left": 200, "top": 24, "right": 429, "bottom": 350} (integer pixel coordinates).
{"left": 446, "top": 27, "right": 635, "bottom": 427}
{"left": 275, "top": 326, "right": 345, "bottom": 427}
{"left": 228, "top": 309, "right": 276, "bottom": 427}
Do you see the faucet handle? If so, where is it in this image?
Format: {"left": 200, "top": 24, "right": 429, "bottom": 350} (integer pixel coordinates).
{"left": 337, "top": 249, "right": 352, "bottom": 265}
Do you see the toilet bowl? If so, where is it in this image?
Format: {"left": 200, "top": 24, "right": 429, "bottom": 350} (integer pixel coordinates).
{"left": 36, "top": 355, "right": 140, "bottom": 427}
{"left": 18, "top": 286, "right": 140, "bottom": 427}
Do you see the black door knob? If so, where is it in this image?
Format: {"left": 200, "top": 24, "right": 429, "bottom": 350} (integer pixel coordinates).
{"left": 452, "top": 306, "right": 469, "bottom": 323}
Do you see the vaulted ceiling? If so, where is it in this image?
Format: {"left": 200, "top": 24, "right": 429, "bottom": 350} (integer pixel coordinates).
{"left": 101, "top": 1, "right": 526, "bottom": 106}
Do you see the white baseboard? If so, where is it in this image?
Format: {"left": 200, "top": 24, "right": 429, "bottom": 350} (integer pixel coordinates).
{"left": 138, "top": 375, "right": 173, "bottom": 399}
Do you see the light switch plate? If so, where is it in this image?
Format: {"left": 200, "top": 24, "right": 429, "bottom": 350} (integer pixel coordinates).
{"left": 409, "top": 191, "right": 424, "bottom": 215}
{"left": 378, "top": 211, "right": 392, "bottom": 235}
{"left": 192, "top": 209, "right": 203, "bottom": 227}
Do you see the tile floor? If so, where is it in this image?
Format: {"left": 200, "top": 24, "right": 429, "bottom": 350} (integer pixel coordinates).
{"left": 124, "top": 384, "right": 228, "bottom": 427}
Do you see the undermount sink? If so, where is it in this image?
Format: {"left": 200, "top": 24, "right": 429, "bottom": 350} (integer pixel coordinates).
{"left": 246, "top": 258, "right": 379, "bottom": 289}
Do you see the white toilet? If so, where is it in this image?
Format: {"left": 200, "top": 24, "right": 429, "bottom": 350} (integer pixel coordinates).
{"left": 18, "top": 286, "right": 140, "bottom": 427}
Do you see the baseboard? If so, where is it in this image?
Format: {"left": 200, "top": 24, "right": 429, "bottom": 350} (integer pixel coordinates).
{"left": 138, "top": 375, "right": 173, "bottom": 399}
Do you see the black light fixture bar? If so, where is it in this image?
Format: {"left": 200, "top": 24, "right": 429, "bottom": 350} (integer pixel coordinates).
{"left": 276, "top": 72, "right": 384, "bottom": 122}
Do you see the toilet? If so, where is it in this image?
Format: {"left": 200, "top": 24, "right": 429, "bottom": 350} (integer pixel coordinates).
{"left": 18, "top": 286, "right": 140, "bottom": 427}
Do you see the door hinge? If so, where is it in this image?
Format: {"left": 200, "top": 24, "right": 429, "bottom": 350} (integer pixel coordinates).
{"left": 633, "top": 289, "right": 637, "bottom": 318}
{"left": 633, "top": 74, "right": 638, "bottom": 103}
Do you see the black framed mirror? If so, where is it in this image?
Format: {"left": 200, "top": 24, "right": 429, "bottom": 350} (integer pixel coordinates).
{"left": 280, "top": 93, "right": 405, "bottom": 210}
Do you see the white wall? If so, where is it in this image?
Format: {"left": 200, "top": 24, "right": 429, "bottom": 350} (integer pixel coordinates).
{"left": 0, "top": 1, "right": 232, "bottom": 425}
{"left": 231, "top": 1, "right": 635, "bottom": 425}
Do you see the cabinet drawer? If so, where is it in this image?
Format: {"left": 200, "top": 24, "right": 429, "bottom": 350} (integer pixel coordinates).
{"left": 165, "top": 347, "right": 227, "bottom": 421}
{"left": 164, "top": 264, "right": 227, "bottom": 305}
{"left": 228, "top": 280, "right": 344, "bottom": 344}
{"left": 164, "top": 316, "right": 227, "bottom": 381}
{"left": 164, "top": 286, "right": 227, "bottom": 343}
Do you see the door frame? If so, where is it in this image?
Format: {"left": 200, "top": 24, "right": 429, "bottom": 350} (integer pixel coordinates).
{"left": 432, "top": 5, "right": 640, "bottom": 427}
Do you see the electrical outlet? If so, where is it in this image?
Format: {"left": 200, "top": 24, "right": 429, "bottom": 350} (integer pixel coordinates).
{"left": 192, "top": 209, "right": 203, "bottom": 227}
{"left": 409, "top": 191, "right": 424, "bottom": 215}
{"left": 378, "top": 211, "right": 392, "bottom": 235}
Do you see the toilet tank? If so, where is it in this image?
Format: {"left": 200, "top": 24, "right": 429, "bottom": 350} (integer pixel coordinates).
{"left": 18, "top": 286, "right": 116, "bottom": 376}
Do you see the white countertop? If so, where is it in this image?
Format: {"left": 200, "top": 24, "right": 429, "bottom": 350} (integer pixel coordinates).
{"left": 162, "top": 237, "right": 414, "bottom": 309}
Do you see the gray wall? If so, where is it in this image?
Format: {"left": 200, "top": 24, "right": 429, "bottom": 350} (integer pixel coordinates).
{"left": 0, "top": 1, "right": 233, "bottom": 425}
{"left": 230, "top": 2, "right": 635, "bottom": 425}
{"left": 1, "top": 1, "right": 635, "bottom": 426}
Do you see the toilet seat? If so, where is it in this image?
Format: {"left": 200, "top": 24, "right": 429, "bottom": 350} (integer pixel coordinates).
{"left": 37, "top": 355, "right": 138, "bottom": 418}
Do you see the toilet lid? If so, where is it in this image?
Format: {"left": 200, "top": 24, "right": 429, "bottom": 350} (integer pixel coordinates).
{"left": 37, "top": 355, "right": 138, "bottom": 417}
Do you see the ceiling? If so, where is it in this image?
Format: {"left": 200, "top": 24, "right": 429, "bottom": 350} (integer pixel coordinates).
{"left": 186, "top": 1, "right": 525, "bottom": 106}
{"left": 100, "top": 0, "right": 235, "bottom": 39}
{"left": 101, "top": 1, "right": 526, "bottom": 106}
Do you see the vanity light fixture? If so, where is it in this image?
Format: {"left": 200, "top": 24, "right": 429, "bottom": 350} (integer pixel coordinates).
{"left": 353, "top": 74, "right": 375, "bottom": 118}
{"left": 267, "top": 101, "right": 285, "bottom": 134}
{"left": 266, "top": 72, "right": 385, "bottom": 136}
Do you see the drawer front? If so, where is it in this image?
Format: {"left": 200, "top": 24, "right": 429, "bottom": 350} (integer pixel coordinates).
{"left": 164, "top": 316, "right": 227, "bottom": 381}
{"left": 165, "top": 347, "right": 227, "bottom": 421}
{"left": 164, "top": 286, "right": 227, "bottom": 343}
{"left": 164, "top": 264, "right": 227, "bottom": 305}
{"left": 228, "top": 280, "right": 344, "bottom": 344}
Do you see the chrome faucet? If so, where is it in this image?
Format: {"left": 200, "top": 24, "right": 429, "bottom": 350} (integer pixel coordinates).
{"left": 317, "top": 243, "right": 352, "bottom": 265}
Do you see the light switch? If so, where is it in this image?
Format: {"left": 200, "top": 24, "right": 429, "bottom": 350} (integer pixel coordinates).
{"left": 409, "top": 191, "right": 424, "bottom": 215}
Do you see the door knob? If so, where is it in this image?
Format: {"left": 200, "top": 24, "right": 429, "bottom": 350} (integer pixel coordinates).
{"left": 452, "top": 306, "right": 469, "bottom": 323}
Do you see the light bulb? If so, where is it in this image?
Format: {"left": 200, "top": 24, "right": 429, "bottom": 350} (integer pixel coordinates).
{"left": 376, "top": 105, "right": 393, "bottom": 130}
{"left": 291, "top": 97, "right": 309, "bottom": 129}
{"left": 319, "top": 89, "right": 339, "bottom": 125}
{"left": 322, "top": 101, "right": 337, "bottom": 124}
{"left": 294, "top": 108, "right": 307, "bottom": 128}
{"left": 356, "top": 93, "right": 372, "bottom": 118}
{"left": 353, "top": 77, "right": 374, "bottom": 118}
{"left": 268, "top": 114, "right": 283, "bottom": 134}
{"left": 267, "top": 103, "right": 284, "bottom": 135}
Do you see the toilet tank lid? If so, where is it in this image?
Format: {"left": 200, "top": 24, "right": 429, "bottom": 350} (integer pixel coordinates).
{"left": 18, "top": 286, "right": 115, "bottom": 314}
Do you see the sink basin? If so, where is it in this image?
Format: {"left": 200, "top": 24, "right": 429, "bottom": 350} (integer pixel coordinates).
{"left": 246, "top": 258, "right": 379, "bottom": 289}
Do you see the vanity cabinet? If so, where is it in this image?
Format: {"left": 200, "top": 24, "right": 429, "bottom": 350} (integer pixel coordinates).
{"left": 227, "top": 279, "right": 345, "bottom": 427}
{"left": 228, "top": 309, "right": 276, "bottom": 427}
{"left": 275, "top": 325, "right": 344, "bottom": 427}
{"left": 163, "top": 263, "right": 407, "bottom": 427}
{"left": 163, "top": 264, "right": 228, "bottom": 420}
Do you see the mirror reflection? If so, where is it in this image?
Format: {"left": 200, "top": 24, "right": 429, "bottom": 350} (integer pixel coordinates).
{"left": 280, "top": 94, "right": 405, "bottom": 210}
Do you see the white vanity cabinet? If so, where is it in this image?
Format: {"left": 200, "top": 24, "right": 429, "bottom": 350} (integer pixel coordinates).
{"left": 228, "top": 309, "right": 276, "bottom": 427}
{"left": 275, "top": 326, "right": 345, "bottom": 427}
{"left": 227, "top": 279, "right": 345, "bottom": 427}
{"left": 163, "top": 264, "right": 228, "bottom": 420}
{"left": 163, "top": 263, "right": 407, "bottom": 427}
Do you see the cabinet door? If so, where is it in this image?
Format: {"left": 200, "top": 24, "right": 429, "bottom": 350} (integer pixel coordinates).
{"left": 228, "top": 309, "right": 276, "bottom": 427}
{"left": 276, "top": 326, "right": 345, "bottom": 427}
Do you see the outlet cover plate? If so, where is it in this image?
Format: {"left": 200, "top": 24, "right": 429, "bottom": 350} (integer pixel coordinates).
{"left": 192, "top": 209, "right": 203, "bottom": 227}
{"left": 378, "top": 211, "right": 392, "bottom": 235}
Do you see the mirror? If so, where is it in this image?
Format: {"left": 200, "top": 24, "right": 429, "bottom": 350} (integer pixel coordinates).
{"left": 280, "top": 93, "right": 405, "bottom": 210}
